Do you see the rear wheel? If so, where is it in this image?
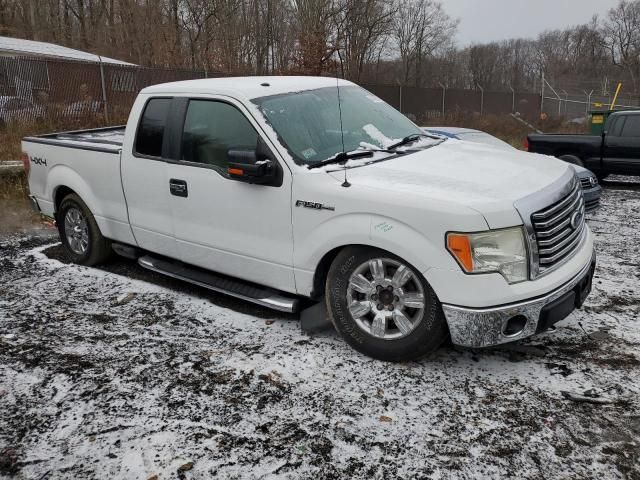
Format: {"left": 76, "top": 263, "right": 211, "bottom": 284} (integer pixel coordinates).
{"left": 326, "top": 247, "right": 448, "bottom": 361}
{"left": 559, "top": 154, "right": 585, "bottom": 168}
{"left": 57, "top": 193, "right": 112, "bottom": 266}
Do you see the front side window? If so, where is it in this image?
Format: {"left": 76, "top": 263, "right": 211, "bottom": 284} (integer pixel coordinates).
{"left": 181, "top": 100, "right": 259, "bottom": 170}
{"left": 621, "top": 115, "right": 640, "bottom": 138}
{"left": 251, "top": 85, "right": 424, "bottom": 166}
{"left": 135, "top": 98, "right": 171, "bottom": 157}
{"left": 609, "top": 116, "right": 625, "bottom": 137}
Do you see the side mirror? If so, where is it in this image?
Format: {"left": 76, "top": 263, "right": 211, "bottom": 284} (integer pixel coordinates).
{"left": 226, "top": 137, "right": 281, "bottom": 186}
{"left": 227, "top": 151, "right": 275, "bottom": 184}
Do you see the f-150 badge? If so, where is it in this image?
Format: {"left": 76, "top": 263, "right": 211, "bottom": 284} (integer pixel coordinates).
{"left": 295, "top": 200, "right": 335, "bottom": 211}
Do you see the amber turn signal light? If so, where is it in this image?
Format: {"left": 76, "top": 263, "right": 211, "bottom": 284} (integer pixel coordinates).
{"left": 447, "top": 234, "right": 473, "bottom": 272}
{"left": 228, "top": 167, "right": 244, "bottom": 176}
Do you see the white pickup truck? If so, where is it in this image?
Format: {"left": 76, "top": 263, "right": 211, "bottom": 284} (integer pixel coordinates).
{"left": 22, "top": 76, "right": 596, "bottom": 361}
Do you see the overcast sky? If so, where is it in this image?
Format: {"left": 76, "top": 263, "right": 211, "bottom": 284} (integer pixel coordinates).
{"left": 443, "top": 0, "right": 621, "bottom": 46}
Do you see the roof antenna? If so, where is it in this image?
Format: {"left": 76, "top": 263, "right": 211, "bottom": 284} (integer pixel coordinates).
{"left": 335, "top": 69, "right": 351, "bottom": 188}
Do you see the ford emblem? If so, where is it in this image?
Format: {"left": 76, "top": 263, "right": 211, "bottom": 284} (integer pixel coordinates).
{"left": 570, "top": 210, "right": 583, "bottom": 230}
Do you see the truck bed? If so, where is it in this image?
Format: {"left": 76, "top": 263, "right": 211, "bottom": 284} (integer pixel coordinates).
{"left": 527, "top": 133, "right": 602, "bottom": 159}
{"left": 23, "top": 126, "right": 126, "bottom": 154}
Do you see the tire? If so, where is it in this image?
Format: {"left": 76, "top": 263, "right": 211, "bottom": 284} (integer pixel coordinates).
{"left": 559, "top": 154, "right": 585, "bottom": 168}
{"left": 325, "top": 247, "right": 448, "bottom": 362}
{"left": 57, "top": 193, "right": 112, "bottom": 266}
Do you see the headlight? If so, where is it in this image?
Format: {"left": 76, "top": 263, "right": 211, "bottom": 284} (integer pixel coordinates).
{"left": 446, "top": 227, "right": 528, "bottom": 284}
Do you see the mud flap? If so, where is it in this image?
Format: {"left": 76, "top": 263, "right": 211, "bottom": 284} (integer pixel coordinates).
{"left": 300, "top": 299, "right": 333, "bottom": 334}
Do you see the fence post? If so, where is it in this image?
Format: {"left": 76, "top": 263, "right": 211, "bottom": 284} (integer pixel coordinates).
{"left": 561, "top": 89, "right": 569, "bottom": 116}
{"left": 509, "top": 85, "right": 515, "bottom": 113}
{"left": 439, "top": 82, "right": 446, "bottom": 117}
{"left": 399, "top": 84, "right": 403, "bottom": 113}
{"left": 478, "top": 84, "right": 484, "bottom": 115}
{"left": 540, "top": 72, "right": 545, "bottom": 118}
{"left": 583, "top": 90, "right": 593, "bottom": 116}
{"left": 98, "top": 56, "right": 109, "bottom": 125}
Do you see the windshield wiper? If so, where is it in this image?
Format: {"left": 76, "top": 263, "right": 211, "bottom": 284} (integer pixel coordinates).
{"left": 308, "top": 148, "right": 395, "bottom": 169}
{"left": 387, "top": 133, "right": 442, "bottom": 150}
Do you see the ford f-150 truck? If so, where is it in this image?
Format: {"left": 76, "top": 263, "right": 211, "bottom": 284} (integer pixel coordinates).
{"left": 526, "top": 110, "right": 640, "bottom": 179}
{"left": 22, "top": 77, "right": 596, "bottom": 361}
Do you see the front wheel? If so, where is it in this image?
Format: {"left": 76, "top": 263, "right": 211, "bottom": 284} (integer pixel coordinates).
{"left": 57, "top": 193, "right": 112, "bottom": 266}
{"left": 326, "top": 247, "right": 448, "bottom": 361}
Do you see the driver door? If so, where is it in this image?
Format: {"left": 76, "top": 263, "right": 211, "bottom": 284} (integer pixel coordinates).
{"left": 165, "top": 97, "right": 296, "bottom": 292}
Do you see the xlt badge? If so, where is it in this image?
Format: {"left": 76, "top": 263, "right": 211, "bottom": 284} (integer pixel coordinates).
{"left": 295, "top": 200, "right": 335, "bottom": 211}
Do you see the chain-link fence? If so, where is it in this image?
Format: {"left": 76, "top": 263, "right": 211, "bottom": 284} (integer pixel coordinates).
{"left": 362, "top": 84, "right": 541, "bottom": 122}
{"left": 0, "top": 56, "right": 218, "bottom": 128}
{"left": 541, "top": 77, "right": 640, "bottom": 121}
{"left": 0, "top": 56, "right": 547, "bottom": 132}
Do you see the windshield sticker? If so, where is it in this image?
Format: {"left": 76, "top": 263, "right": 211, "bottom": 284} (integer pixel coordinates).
{"left": 366, "top": 95, "right": 384, "bottom": 103}
{"left": 301, "top": 148, "right": 317, "bottom": 159}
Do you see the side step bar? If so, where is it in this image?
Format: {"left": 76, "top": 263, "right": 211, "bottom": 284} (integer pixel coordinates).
{"left": 137, "top": 255, "right": 301, "bottom": 313}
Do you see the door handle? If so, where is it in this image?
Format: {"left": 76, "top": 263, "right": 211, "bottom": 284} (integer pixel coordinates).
{"left": 169, "top": 179, "right": 188, "bottom": 197}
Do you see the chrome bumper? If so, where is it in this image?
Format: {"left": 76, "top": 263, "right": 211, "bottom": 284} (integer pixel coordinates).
{"left": 442, "top": 252, "right": 596, "bottom": 348}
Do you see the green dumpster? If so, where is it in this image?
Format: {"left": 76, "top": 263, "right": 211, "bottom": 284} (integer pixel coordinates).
{"left": 589, "top": 110, "right": 614, "bottom": 135}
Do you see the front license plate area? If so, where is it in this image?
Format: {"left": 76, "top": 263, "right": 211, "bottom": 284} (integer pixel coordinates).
{"left": 536, "top": 263, "right": 595, "bottom": 333}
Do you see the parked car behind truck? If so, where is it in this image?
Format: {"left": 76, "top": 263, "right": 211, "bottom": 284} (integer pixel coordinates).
{"left": 526, "top": 110, "right": 640, "bottom": 179}
{"left": 22, "top": 77, "right": 596, "bottom": 361}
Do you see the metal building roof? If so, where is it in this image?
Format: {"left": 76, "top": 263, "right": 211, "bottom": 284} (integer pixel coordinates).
{"left": 0, "top": 36, "right": 134, "bottom": 65}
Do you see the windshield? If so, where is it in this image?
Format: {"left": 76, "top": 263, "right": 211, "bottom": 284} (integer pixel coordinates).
{"left": 252, "top": 86, "right": 424, "bottom": 166}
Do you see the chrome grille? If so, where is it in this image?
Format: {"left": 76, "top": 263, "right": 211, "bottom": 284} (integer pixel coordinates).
{"left": 580, "top": 177, "right": 593, "bottom": 189}
{"left": 531, "top": 181, "right": 586, "bottom": 273}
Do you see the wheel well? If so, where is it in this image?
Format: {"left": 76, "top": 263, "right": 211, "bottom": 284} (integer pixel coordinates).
{"left": 53, "top": 186, "right": 76, "bottom": 214}
{"left": 555, "top": 151, "right": 581, "bottom": 161}
{"left": 310, "top": 244, "right": 375, "bottom": 300}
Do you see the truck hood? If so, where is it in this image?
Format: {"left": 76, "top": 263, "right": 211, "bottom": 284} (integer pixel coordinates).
{"left": 327, "top": 139, "right": 572, "bottom": 229}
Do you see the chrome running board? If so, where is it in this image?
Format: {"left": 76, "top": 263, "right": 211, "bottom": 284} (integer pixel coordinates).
{"left": 138, "top": 255, "right": 300, "bottom": 313}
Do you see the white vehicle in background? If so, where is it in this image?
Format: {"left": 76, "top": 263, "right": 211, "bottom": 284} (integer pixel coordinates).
{"left": 0, "top": 96, "right": 45, "bottom": 127}
{"left": 61, "top": 100, "right": 103, "bottom": 118}
{"left": 22, "top": 77, "right": 595, "bottom": 361}
{"left": 423, "top": 126, "right": 515, "bottom": 151}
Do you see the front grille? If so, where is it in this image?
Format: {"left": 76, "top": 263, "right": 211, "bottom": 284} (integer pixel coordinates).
{"left": 531, "top": 181, "right": 586, "bottom": 274}
{"left": 585, "top": 198, "right": 600, "bottom": 212}
{"left": 580, "top": 177, "right": 595, "bottom": 189}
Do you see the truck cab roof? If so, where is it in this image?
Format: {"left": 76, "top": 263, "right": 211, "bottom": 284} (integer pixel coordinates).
{"left": 141, "top": 76, "right": 354, "bottom": 100}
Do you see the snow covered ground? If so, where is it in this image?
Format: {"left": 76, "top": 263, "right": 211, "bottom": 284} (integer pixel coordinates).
{"left": 1, "top": 178, "right": 639, "bottom": 479}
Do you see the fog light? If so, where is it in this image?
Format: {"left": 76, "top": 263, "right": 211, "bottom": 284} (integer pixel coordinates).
{"left": 503, "top": 315, "right": 528, "bottom": 337}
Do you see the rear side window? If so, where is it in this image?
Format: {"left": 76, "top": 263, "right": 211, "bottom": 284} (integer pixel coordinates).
{"left": 135, "top": 98, "right": 171, "bottom": 157}
{"left": 621, "top": 115, "right": 640, "bottom": 138}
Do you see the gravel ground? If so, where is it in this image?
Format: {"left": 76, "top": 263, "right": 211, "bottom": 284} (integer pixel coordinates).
{"left": 1, "top": 178, "right": 639, "bottom": 479}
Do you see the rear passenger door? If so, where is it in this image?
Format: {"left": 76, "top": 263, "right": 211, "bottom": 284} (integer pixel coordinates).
{"left": 121, "top": 96, "right": 178, "bottom": 258}
{"left": 603, "top": 114, "right": 640, "bottom": 175}
{"left": 165, "top": 97, "right": 296, "bottom": 292}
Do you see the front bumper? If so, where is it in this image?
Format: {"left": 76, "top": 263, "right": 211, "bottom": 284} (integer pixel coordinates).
{"left": 442, "top": 251, "right": 596, "bottom": 348}
{"left": 583, "top": 185, "right": 602, "bottom": 212}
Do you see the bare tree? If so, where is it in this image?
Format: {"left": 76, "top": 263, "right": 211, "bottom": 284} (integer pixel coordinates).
{"left": 393, "top": 0, "right": 457, "bottom": 86}
{"left": 602, "top": 0, "right": 640, "bottom": 94}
